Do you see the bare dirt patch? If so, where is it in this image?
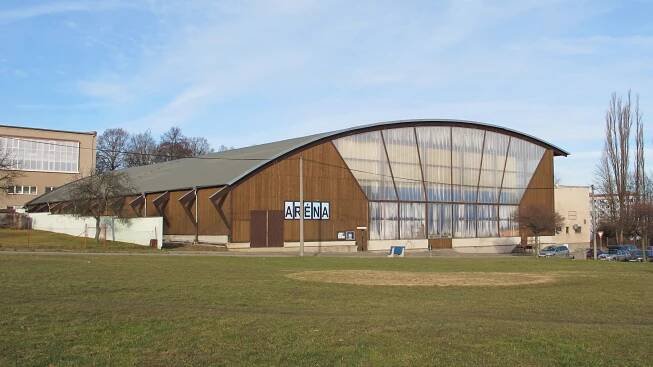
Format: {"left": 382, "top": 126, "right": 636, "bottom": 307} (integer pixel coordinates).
{"left": 286, "top": 270, "right": 557, "bottom": 287}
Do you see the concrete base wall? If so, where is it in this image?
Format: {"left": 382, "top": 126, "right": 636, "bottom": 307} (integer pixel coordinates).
{"left": 367, "top": 239, "right": 428, "bottom": 251}
{"left": 164, "top": 234, "right": 228, "bottom": 245}
{"left": 227, "top": 241, "right": 357, "bottom": 253}
{"left": 28, "top": 213, "right": 164, "bottom": 248}
{"left": 452, "top": 237, "right": 521, "bottom": 254}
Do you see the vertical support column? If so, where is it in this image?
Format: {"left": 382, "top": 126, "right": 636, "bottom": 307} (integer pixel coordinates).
{"left": 450, "top": 127, "right": 454, "bottom": 238}
{"left": 194, "top": 188, "right": 199, "bottom": 244}
{"left": 498, "top": 138, "right": 512, "bottom": 236}
{"left": 475, "top": 131, "right": 487, "bottom": 237}
{"left": 380, "top": 131, "right": 400, "bottom": 239}
{"left": 413, "top": 127, "right": 429, "bottom": 239}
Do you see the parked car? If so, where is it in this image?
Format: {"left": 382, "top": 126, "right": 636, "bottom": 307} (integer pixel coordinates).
{"left": 538, "top": 245, "right": 572, "bottom": 258}
{"left": 599, "top": 248, "right": 630, "bottom": 261}
{"left": 585, "top": 248, "right": 605, "bottom": 260}
{"left": 628, "top": 250, "right": 645, "bottom": 262}
{"left": 611, "top": 244, "right": 639, "bottom": 252}
{"left": 627, "top": 248, "right": 653, "bottom": 262}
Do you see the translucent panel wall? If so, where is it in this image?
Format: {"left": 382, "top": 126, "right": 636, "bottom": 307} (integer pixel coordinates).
{"left": 451, "top": 128, "right": 485, "bottom": 202}
{"left": 369, "top": 202, "right": 398, "bottom": 240}
{"left": 383, "top": 128, "right": 425, "bottom": 201}
{"left": 477, "top": 205, "right": 498, "bottom": 237}
{"left": 400, "top": 203, "right": 426, "bottom": 239}
{"left": 428, "top": 203, "right": 452, "bottom": 237}
{"left": 499, "top": 205, "right": 518, "bottom": 236}
{"left": 500, "top": 138, "right": 545, "bottom": 204}
{"left": 453, "top": 204, "right": 476, "bottom": 238}
{"left": 333, "top": 125, "right": 549, "bottom": 240}
{"left": 416, "top": 127, "right": 451, "bottom": 201}
{"left": 478, "top": 132, "right": 509, "bottom": 204}
{"left": 333, "top": 131, "right": 397, "bottom": 200}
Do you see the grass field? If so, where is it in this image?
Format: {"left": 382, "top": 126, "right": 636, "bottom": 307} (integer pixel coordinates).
{"left": 0, "top": 254, "right": 651, "bottom": 366}
{"left": 0, "top": 228, "right": 155, "bottom": 252}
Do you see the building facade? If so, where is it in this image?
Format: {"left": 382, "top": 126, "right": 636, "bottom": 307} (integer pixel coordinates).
{"left": 0, "top": 125, "right": 96, "bottom": 209}
{"left": 27, "top": 120, "right": 567, "bottom": 253}
{"left": 552, "top": 185, "right": 591, "bottom": 249}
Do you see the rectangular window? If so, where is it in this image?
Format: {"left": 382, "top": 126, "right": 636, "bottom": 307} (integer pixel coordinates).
{"left": 369, "top": 202, "right": 398, "bottom": 240}
{"left": 30, "top": 186, "right": 37, "bottom": 195}
{"left": 499, "top": 205, "right": 518, "bottom": 237}
{"left": 477, "top": 205, "right": 498, "bottom": 237}
{"left": 428, "top": 203, "right": 452, "bottom": 238}
{"left": 0, "top": 136, "right": 80, "bottom": 173}
{"left": 6, "top": 186, "right": 14, "bottom": 194}
{"left": 400, "top": 203, "right": 426, "bottom": 239}
{"left": 453, "top": 204, "right": 476, "bottom": 238}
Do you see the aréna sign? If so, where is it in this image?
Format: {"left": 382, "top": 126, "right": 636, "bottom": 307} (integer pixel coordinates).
{"left": 284, "top": 201, "right": 330, "bottom": 220}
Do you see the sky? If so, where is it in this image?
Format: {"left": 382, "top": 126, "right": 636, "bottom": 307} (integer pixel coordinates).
{"left": 0, "top": 0, "right": 652, "bottom": 185}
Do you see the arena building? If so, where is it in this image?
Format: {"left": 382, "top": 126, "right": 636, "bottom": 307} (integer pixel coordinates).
{"left": 26, "top": 119, "right": 568, "bottom": 253}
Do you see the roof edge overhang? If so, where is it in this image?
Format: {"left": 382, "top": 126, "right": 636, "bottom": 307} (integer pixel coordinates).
{"left": 225, "top": 118, "right": 570, "bottom": 187}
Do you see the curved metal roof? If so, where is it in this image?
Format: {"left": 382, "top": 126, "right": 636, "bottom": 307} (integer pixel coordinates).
{"left": 27, "top": 119, "right": 568, "bottom": 206}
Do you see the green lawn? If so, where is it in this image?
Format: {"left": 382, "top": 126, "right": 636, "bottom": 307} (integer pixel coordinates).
{"left": 0, "top": 255, "right": 651, "bottom": 366}
{"left": 0, "top": 228, "right": 155, "bottom": 252}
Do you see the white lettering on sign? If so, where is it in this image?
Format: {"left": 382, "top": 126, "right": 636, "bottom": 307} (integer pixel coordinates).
{"left": 284, "top": 201, "right": 330, "bottom": 220}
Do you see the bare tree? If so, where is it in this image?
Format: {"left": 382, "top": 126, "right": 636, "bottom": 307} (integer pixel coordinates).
{"left": 125, "top": 130, "right": 157, "bottom": 167}
{"left": 68, "top": 171, "right": 134, "bottom": 242}
{"left": 513, "top": 205, "right": 565, "bottom": 254}
{"left": 155, "top": 127, "right": 192, "bottom": 162}
{"left": 187, "top": 136, "right": 213, "bottom": 156}
{"left": 594, "top": 91, "right": 643, "bottom": 243}
{"left": 0, "top": 139, "right": 21, "bottom": 192}
{"left": 217, "top": 144, "right": 235, "bottom": 152}
{"left": 96, "top": 128, "right": 130, "bottom": 173}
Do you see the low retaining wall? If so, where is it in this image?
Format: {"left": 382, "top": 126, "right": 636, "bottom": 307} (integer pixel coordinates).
{"left": 28, "top": 213, "right": 164, "bottom": 249}
{"left": 452, "top": 237, "right": 521, "bottom": 254}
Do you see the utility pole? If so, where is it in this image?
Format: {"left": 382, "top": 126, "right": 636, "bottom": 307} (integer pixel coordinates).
{"left": 591, "top": 185, "right": 597, "bottom": 260}
{"left": 299, "top": 156, "right": 304, "bottom": 257}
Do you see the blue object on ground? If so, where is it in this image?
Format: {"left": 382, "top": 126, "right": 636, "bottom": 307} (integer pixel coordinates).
{"left": 389, "top": 246, "right": 405, "bottom": 256}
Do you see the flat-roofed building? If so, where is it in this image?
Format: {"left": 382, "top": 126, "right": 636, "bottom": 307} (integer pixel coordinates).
{"left": 552, "top": 185, "right": 591, "bottom": 250}
{"left": 0, "top": 125, "right": 96, "bottom": 209}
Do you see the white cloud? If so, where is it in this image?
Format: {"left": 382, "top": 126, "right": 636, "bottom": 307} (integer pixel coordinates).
{"left": 68, "top": 0, "right": 653, "bottom": 185}
{"left": 0, "top": 1, "right": 135, "bottom": 23}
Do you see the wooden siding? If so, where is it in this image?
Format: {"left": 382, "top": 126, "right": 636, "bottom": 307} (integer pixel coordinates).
{"left": 230, "top": 141, "right": 368, "bottom": 243}
{"left": 161, "top": 190, "right": 197, "bottom": 235}
{"left": 519, "top": 149, "right": 555, "bottom": 236}
{"left": 197, "top": 188, "right": 230, "bottom": 236}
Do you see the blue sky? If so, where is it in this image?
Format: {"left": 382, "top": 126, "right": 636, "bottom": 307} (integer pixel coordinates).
{"left": 1, "top": 0, "right": 652, "bottom": 185}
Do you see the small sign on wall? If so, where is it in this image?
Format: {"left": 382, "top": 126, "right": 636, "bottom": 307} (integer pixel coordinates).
{"left": 284, "top": 201, "right": 330, "bottom": 220}
{"left": 345, "top": 231, "right": 355, "bottom": 241}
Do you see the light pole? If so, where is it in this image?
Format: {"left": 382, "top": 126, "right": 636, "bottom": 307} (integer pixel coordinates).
{"left": 591, "top": 185, "right": 597, "bottom": 260}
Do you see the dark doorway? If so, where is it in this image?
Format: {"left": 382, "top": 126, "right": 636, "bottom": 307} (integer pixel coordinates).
{"left": 250, "top": 210, "right": 267, "bottom": 247}
{"left": 356, "top": 228, "right": 368, "bottom": 251}
{"left": 428, "top": 238, "right": 452, "bottom": 249}
{"left": 267, "top": 210, "right": 284, "bottom": 247}
{"left": 249, "top": 210, "right": 284, "bottom": 248}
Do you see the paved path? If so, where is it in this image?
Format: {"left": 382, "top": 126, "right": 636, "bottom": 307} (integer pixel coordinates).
{"left": 0, "top": 250, "right": 518, "bottom": 258}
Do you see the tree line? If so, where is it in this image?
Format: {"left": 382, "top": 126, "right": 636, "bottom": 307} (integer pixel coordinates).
{"left": 594, "top": 90, "right": 651, "bottom": 247}
{"left": 95, "top": 126, "right": 233, "bottom": 173}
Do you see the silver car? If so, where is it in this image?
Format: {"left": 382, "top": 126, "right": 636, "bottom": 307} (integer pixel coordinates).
{"left": 538, "top": 245, "right": 571, "bottom": 258}
{"left": 599, "top": 249, "right": 629, "bottom": 261}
